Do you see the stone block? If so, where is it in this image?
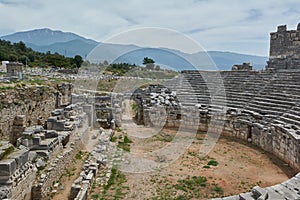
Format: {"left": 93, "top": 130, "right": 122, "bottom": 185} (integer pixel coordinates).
{"left": 13, "top": 115, "right": 25, "bottom": 126}
{"left": 52, "top": 120, "right": 66, "bottom": 131}
{"left": 7, "top": 149, "right": 29, "bottom": 167}
{"left": 0, "top": 159, "right": 17, "bottom": 176}
{"left": 252, "top": 186, "right": 268, "bottom": 199}
{"left": 45, "top": 130, "right": 58, "bottom": 139}
{"left": 33, "top": 137, "right": 41, "bottom": 146}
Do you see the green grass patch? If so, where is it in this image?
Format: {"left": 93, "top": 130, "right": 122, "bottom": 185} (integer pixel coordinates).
{"left": 154, "top": 132, "right": 174, "bottom": 142}
{"left": 0, "top": 85, "right": 15, "bottom": 91}
{"left": 91, "top": 194, "right": 100, "bottom": 200}
{"left": 123, "top": 135, "right": 132, "bottom": 143}
{"left": 131, "top": 103, "right": 138, "bottom": 112}
{"left": 213, "top": 185, "right": 224, "bottom": 194}
{"left": 117, "top": 141, "right": 130, "bottom": 152}
{"left": 97, "top": 167, "right": 128, "bottom": 200}
{"left": 116, "top": 127, "right": 122, "bottom": 132}
{"left": 0, "top": 146, "right": 14, "bottom": 160}
{"left": 110, "top": 136, "right": 117, "bottom": 142}
{"left": 151, "top": 175, "right": 224, "bottom": 199}
{"left": 207, "top": 160, "right": 219, "bottom": 166}
{"left": 75, "top": 151, "right": 83, "bottom": 160}
{"left": 117, "top": 135, "right": 132, "bottom": 152}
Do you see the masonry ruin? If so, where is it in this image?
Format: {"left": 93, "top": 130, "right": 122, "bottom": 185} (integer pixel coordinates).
{"left": 267, "top": 23, "right": 300, "bottom": 70}
{"left": 5, "top": 62, "right": 23, "bottom": 80}
{"left": 0, "top": 23, "right": 300, "bottom": 200}
{"left": 232, "top": 63, "right": 253, "bottom": 71}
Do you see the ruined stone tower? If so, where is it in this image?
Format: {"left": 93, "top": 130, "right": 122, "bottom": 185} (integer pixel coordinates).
{"left": 267, "top": 23, "right": 300, "bottom": 70}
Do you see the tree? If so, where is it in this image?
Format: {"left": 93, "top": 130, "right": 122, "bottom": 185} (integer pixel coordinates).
{"left": 16, "top": 41, "right": 26, "bottom": 52}
{"left": 103, "top": 60, "right": 109, "bottom": 66}
{"left": 143, "top": 57, "right": 155, "bottom": 70}
{"left": 143, "top": 57, "right": 155, "bottom": 65}
{"left": 18, "top": 55, "right": 28, "bottom": 65}
{"left": 74, "top": 55, "right": 83, "bottom": 68}
{"left": 8, "top": 54, "right": 18, "bottom": 61}
{"left": 28, "top": 52, "right": 35, "bottom": 62}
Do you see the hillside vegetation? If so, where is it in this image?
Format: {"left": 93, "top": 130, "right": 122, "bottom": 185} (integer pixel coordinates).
{"left": 0, "top": 40, "right": 82, "bottom": 68}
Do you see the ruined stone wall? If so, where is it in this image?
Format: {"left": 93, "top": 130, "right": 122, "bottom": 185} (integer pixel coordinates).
{"left": 0, "top": 83, "right": 73, "bottom": 144}
{"left": 10, "top": 163, "right": 36, "bottom": 200}
{"left": 71, "top": 93, "right": 122, "bottom": 128}
{"left": 268, "top": 23, "right": 300, "bottom": 70}
{"left": 31, "top": 125, "right": 87, "bottom": 200}
{"left": 0, "top": 86, "right": 56, "bottom": 143}
{"left": 146, "top": 108, "right": 300, "bottom": 172}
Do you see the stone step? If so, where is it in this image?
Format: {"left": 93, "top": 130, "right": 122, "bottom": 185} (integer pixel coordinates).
{"left": 247, "top": 101, "right": 291, "bottom": 111}
{"left": 253, "top": 96, "right": 297, "bottom": 106}
{"left": 278, "top": 116, "right": 300, "bottom": 127}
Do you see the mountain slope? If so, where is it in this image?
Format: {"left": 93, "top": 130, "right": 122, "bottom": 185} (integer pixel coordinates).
{"left": 27, "top": 39, "right": 98, "bottom": 58}
{"left": 0, "top": 28, "right": 268, "bottom": 70}
{"left": 208, "top": 51, "right": 268, "bottom": 70}
{"left": 0, "top": 28, "right": 98, "bottom": 46}
{"left": 109, "top": 46, "right": 268, "bottom": 70}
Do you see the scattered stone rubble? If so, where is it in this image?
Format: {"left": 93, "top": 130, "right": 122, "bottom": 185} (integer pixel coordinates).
{"left": 69, "top": 129, "right": 114, "bottom": 200}
{"left": 232, "top": 63, "right": 253, "bottom": 71}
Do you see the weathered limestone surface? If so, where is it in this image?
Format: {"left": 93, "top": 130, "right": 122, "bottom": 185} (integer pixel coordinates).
{"left": 267, "top": 23, "right": 300, "bottom": 70}
{"left": 0, "top": 83, "right": 73, "bottom": 144}
{"left": 232, "top": 63, "right": 253, "bottom": 71}
{"left": 0, "top": 145, "right": 36, "bottom": 200}
{"left": 0, "top": 102, "right": 89, "bottom": 200}
{"left": 5, "top": 62, "right": 23, "bottom": 80}
{"left": 31, "top": 104, "right": 88, "bottom": 200}
{"left": 71, "top": 93, "right": 122, "bottom": 129}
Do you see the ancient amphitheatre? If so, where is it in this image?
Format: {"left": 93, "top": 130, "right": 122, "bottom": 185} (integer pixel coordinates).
{"left": 0, "top": 23, "right": 300, "bottom": 200}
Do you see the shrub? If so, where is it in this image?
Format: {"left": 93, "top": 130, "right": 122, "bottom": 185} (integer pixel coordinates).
{"left": 207, "top": 160, "right": 218, "bottom": 166}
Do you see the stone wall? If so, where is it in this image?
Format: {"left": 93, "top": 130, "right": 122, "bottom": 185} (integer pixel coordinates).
{"left": 31, "top": 106, "right": 88, "bottom": 200}
{"left": 212, "top": 174, "right": 300, "bottom": 200}
{"left": 71, "top": 93, "right": 122, "bottom": 129}
{"left": 10, "top": 163, "right": 36, "bottom": 200}
{"left": 6, "top": 62, "right": 23, "bottom": 78}
{"left": 31, "top": 136, "right": 84, "bottom": 200}
{"left": 267, "top": 23, "right": 300, "bottom": 70}
{"left": 0, "top": 83, "right": 73, "bottom": 144}
{"left": 141, "top": 98, "right": 300, "bottom": 172}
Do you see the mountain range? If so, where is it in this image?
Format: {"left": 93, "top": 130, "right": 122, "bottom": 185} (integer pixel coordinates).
{"left": 0, "top": 28, "right": 268, "bottom": 70}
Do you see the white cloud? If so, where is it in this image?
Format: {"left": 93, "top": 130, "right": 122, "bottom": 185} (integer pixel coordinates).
{"left": 0, "top": 0, "right": 299, "bottom": 55}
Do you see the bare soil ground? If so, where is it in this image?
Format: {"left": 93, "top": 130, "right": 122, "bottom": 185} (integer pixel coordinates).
{"left": 66, "top": 100, "right": 295, "bottom": 200}
{"left": 86, "top": 100, "right": 295, "bottom": 199}
{"left": 117, "top": 126, "right": 295, "bottom": 200}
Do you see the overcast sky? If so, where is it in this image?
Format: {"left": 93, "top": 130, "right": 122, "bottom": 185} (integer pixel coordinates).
{"left": 0, "top": 0, "right": 299, "bottom": 56}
